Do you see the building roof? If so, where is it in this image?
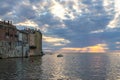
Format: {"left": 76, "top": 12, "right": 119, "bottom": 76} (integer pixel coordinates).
{"left": 0, "top": 20, "right": 16, "bottom": 29}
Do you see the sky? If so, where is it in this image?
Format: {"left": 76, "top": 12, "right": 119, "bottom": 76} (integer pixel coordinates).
{"left": 0, "top": 0, "right": 120, "bottom": 53}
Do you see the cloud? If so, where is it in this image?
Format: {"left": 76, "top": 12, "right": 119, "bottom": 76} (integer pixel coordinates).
{"left": 57, "top": 43, "right": 108, "bottom": 53}
{"left": 0, "top": 0, "right": 20, "bottom": 16}
{"left": 103, "top": 0, "right": 114, "bottom": 13}
{"left": 0, "top": 0, "right": 120, "bottom": 52}
{"left": 116, "top": 42, "right": 120, "bottom": 45}
{"left": 43, "top": 35, "right": 70, "bottom": 47}
{"left": 107, "top": 0, "right": 120, "bottom": 28}
{"left": 40, "top": 0, "right": 120, "bottom": 52}
{"left": 90, "top": 29, "right": 104, "bottom": 34}
{"left": 49, "top": 0, "right": 66, "bottom": 19}
{"left": 107, "top": 13, "right": 120, "bottom": 28}
{"left": 43, "top": 35, "right": 70, "bottom": 43}
{"left": 42, "top": 35, "right": 70, "bottom": 51}
{"left": 15, "top": 20, "right": 38, "bottom": 27}
{"left": 35, "top": 12, "right": 62, "bottom": 26}
{"left": 14, "top": 2, "right": 36, "bottom": 20}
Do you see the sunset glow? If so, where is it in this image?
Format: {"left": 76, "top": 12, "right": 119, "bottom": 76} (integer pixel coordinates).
{"left": 58, "top": 44, "right": 108, "bottom": 53}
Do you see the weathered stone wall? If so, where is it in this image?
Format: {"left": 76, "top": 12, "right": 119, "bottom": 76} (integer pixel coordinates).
{"left": 0, "top": 21, "right": 43, "bottom": 58}
{"left": 0, "top": 41, "right": 29, "bottom": 58}
{"left": 0, "top": 41, "right": 18, "bottom": 58}
{"left": 29, "top": 31, "right": 43, "bottom": 56}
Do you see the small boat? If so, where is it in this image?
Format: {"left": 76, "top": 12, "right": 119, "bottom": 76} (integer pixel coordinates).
{"left": 57, "top": 54, "right": 63, "bottom": 57}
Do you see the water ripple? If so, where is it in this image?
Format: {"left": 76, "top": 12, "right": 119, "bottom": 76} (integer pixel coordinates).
{"left": 0, "top": 53, "right": 120, "bottom": 80}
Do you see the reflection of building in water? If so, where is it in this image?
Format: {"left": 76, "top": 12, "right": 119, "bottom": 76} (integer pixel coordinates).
{"left": 0, "top": 57, "right": 43, "bottom": 79}
{"left": 0, "top": 59, "right": 22, "bottom": 79}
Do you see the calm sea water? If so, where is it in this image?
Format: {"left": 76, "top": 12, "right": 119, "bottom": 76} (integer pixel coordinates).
{"left": 0, "top": 53, "right": 120, "bottom": 80}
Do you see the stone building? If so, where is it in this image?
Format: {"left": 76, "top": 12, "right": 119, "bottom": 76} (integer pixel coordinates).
{"left": 0, "top": 20, "right": 43, "bottom": 58}
{"left": 0, "top": 20, "right": 17, "bottom": 58}
{"left": 28, "top": 29, "right": 43, "bottom": 56}
{"left": 16, "top": 30, "right": 29, "bottom": 57}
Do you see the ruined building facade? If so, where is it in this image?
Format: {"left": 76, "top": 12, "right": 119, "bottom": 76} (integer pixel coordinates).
{"left": 0, "top": 21, "right": 17, "bottom": 58}
{"left": 0, "top": 20, "right": 43, "bottom": 58}
{"left": 29, "top": 30, "right": 42, "bottom": 56}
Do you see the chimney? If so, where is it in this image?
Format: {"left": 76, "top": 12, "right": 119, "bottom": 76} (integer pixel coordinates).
{"left": 4, "top": 20, "right": 5, "bottom": 24}
{"left": 8, "top": 20, "right": 9, "bottom": 25}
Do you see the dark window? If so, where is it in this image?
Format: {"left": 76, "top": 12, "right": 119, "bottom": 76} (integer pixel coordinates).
{"left": 9, "top": 42, "right": 11, "bottom": 46}
{"left": 5, "top": 32, "right": 9, "bottom": 36}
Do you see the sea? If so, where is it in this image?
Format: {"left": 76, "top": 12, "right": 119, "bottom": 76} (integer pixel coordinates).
{"left": 0, "top": 53, "right": 120, "bottom": 80}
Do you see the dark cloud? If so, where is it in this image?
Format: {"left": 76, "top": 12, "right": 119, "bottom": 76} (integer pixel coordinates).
{"left": 0, "top": 0, "right": 119, "bottom": 51}
{"left": 0, "top": 0, "right": 20, "bottom": 16}
{"left": 29, "top": 0, "right": 41, "bottom": 3}
{"left": 16, "top": 5, "right": 36, "bottom": 20}
{"left": 36, "top": 12, "right": 62, "bottom": 26}
{"left": 89, "top": 29, "right": 120, "bottom": 50}
{"left": 37, "top": 0, "right": 117, "bottom": 51}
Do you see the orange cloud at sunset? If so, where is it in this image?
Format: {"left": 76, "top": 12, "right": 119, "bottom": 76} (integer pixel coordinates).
{"left": 88, "top": 44, "right": 107, "bottom": 53}
{"left": 57, "top": 44, "right": 108, "bottom": 53}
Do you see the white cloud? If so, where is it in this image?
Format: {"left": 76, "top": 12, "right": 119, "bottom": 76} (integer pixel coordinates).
{"left": 49, "top": 0, "right": 84, "bottom": 20}
{"left": 103, "top": 0, "right": 113, "bottom": 11}
{"left": 43, "top": 35, "right": 70, "bottom": 43}
{"left": 90, "top": 29, "right": 104, "bottom": 34}
{"left": 53, "top": 43, "right": 65, "bottom": 46}
{"left": 114, "top": 0, "right": 120, "bottom": 12}
{"left": 107, "top": 13, "right": 120, "bottom": 28}
{"left": 15, "top": 20, "right": 39, "bottom": 28}
{"left": 32, "top": 5, "right": 38, "bottom": 10}
{"left": 107, "top": 0, "right": 120, "bottom": 28}
{"left": 41, "top": 24, "right": 49, "bottom": 33}
{"left": 116, "top": 42, "right": 120, "bottom": 44}
{"left": 43, "top": 35, "right": 70, "bottom": 46}
{"left": 49, "top": 0, "right": 66, "bottom": 19}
